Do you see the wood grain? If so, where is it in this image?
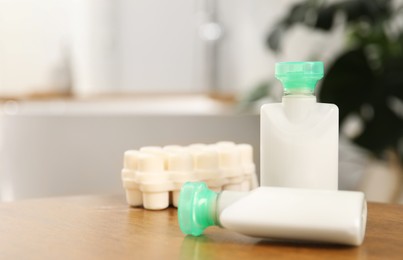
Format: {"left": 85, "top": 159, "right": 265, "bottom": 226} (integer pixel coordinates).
{"left": 0, "top": 195, "right": 402, "bottom": 259}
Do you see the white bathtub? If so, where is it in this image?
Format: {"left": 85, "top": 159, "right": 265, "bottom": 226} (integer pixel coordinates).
{"left": 0, "top": 96, "right": 259, "bottom": 201}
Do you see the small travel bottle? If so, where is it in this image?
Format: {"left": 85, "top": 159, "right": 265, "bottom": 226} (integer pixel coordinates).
{"left": 261, "top": 62, "right": 339, "bottom": 190}
{"left": 178, "top": 182, "right": 367, "bottom": 246}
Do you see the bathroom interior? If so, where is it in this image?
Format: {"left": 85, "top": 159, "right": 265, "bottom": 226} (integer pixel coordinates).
{"left": 0, "top": 0, "right": 402, "bottom": 204}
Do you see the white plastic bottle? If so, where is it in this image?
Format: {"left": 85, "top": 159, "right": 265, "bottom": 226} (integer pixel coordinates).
{"left": 178, "top": 182, "right": 367, "bottom": 246}
{"left": 261, "top": 61, "right": 339, "bottom": 190}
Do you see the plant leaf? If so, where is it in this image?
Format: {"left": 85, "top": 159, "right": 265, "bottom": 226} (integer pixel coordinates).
{"left": 319, "top": 48, "right": 375, "bottom": 123}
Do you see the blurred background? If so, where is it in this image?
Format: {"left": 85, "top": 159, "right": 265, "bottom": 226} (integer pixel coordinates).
{"left": 0, "top": 0, "right": 401, "bottom": 203}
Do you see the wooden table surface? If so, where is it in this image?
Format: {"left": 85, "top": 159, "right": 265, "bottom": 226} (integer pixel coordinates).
{"left": 0, "top": 195, "right": 402, "bottom": 259}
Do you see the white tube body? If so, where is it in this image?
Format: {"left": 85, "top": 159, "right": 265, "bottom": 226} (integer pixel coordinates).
{"left": 218, "top": 187, "right": 367, "bottom": 245}
{"left": 260, "top": 96, "right": 339, "bottom": 190}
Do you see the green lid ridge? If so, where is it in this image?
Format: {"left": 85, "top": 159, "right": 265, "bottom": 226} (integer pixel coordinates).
{"left": 178, "top": 182, "right": 218, "bottom": 236}
{"left": 275, "top": 61, "right": 324, "bottom": 94}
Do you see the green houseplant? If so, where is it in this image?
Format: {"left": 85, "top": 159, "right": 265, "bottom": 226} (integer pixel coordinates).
{"left": 247, "top": 0, "right": 402, "bottom": 166}
{"left": 240, "top": 0, "right": 403, "bottom": 201}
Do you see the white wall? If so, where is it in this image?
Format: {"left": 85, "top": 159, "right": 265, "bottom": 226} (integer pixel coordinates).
{"left": 0, "top": 0, "right": 71, "bottom": 96}
{"left": 0, "top": 0, "right": 344, "bottom": 96}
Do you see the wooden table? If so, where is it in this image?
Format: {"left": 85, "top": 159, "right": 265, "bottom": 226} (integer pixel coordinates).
{"left": 0, "top": 195, "right": 402, "bottom": 259}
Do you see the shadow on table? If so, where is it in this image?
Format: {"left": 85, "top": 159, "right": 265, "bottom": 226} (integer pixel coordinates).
{"left": 179, "top": 233, "right": 367, "bottom": 259}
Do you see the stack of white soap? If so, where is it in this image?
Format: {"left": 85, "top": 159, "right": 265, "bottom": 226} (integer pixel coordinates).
{"left": 121, "top": 142, "right": 258, "bottom": 210}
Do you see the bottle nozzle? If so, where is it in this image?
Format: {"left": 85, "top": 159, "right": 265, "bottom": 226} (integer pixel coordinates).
{"left": 178, "top": 182, "right": 218, "bottom": 236}
{"left": 275, "top": 61, "right": 324, "bottom": 95}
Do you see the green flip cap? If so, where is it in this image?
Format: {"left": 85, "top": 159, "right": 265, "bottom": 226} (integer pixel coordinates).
{"left": 178, "top": 182, "right": 218, "bottom": 236}
{"left": 275, "top": 61, "right": 324, "bottom": 94}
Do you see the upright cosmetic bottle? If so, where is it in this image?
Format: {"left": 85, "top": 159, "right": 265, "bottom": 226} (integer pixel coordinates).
{"left": 260, "top": 62, "right": 339, "bottom": 190}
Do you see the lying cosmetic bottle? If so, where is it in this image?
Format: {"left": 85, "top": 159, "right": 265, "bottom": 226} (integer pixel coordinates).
{"left": 178, "top": 182, "right": 367, "bottom": 246}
